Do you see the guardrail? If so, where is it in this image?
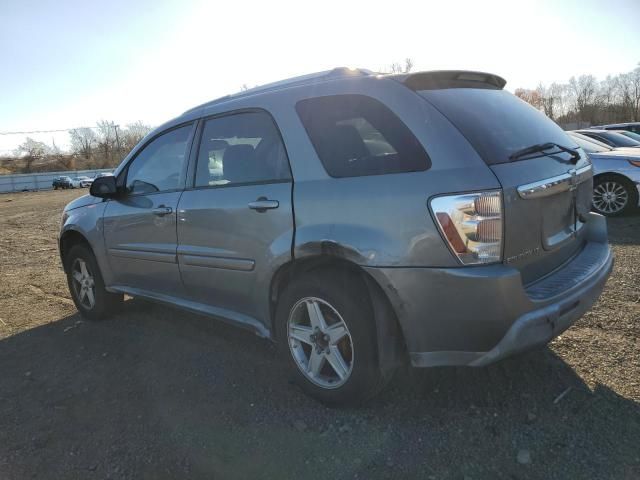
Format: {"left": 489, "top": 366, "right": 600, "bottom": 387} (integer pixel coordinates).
{"left": 0, "top": 169, "right": 113, "bottom": 193}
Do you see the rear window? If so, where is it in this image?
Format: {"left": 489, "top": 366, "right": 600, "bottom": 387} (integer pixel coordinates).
{"left": 418, "top": 89, "right": 575, "bottom": 165}
{"left": 296, "top": 94, "right": 430, "bottom": 177}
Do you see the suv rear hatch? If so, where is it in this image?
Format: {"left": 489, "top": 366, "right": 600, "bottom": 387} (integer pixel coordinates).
{"left": 405, "top": 71, "right": 593, "bottom": 285}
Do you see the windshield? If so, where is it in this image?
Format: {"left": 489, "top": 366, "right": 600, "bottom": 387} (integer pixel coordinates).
{"left": 417, "top": 89, "right": 575, "bottom": 165}
{"left": 587, "top": 130, "right": 640, "bottom": 147}
{"left": 568, "top": 133, "right": 611, "bottom": 153}
{"left": 618, "top": 130, "right": 640, "bottom": 142}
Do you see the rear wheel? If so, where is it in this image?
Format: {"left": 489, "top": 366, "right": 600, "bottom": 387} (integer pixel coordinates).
{"left": 65, "top": 244, "right": 123, "bottom": 320}
{"left": 592, "top": 175, "right": 637, "bottom": 216}
{"left": 276, "top": 269, "right": 389, "bottom": 405}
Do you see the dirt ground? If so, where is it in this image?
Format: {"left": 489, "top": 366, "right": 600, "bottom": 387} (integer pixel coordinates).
{"left": 0, "top": 189, "right": 638, "bottom": 480}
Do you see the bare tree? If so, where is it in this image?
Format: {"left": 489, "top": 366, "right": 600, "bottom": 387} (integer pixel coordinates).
{"left": 515, "top": 88, "right": 543, "bottom": 110}
{"left": 14, "top": 137, "right": 49, "bottom": 173}
{"left": 625, "top": 65, "right": 640, "bottom": 121}
{"left": 387, "top": 58, "right": 414, "bottom": 74}
{"left": 95, "top": 120, "right": 119, "bottom": 167}
{"left": 69, "top": 127, "right": 96, "bottom": 160}
{"left": 120, "top": 121, "right": 152, "bottom": 152}
{"left": 568, "top": 75, "right": 598, "bottom": 123}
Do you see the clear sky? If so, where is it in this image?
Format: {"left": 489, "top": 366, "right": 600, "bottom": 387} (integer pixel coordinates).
{"left": 1, "top": 0, "right": 639, "bottom": 153}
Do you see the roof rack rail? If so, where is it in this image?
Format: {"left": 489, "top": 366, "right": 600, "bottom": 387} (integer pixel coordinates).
{"left": 183, "top": 67, "right": 373, "bottom": 115}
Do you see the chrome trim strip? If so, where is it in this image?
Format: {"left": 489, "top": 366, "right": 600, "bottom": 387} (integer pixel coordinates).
{"left": 517, "top": 165, "right": 592, "bottom": 199}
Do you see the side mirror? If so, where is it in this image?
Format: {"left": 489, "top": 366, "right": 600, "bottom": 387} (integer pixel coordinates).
{"left": 89, "top": 175, "right": 118, "bottom": 198}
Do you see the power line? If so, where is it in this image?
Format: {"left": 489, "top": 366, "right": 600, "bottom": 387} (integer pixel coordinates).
{"left": 0, "top": 127, "right": 93, "bottom": 135}
{"left": 0, "top": 124, "right": 119, "bottom": 136}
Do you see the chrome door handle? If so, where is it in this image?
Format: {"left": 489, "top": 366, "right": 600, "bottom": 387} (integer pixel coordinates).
{"left": 152, "top": 206, "right": 173, "bottom": 216}
{"left": 248, "top": 198, "right": 279, "bottom": 212}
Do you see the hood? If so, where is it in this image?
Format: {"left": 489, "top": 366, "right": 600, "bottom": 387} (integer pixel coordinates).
{"left": 588, "top": 149, "right": 640, "bottom": 160}
{"left": 64, "top": 194, "right": 103, "bottom": 212}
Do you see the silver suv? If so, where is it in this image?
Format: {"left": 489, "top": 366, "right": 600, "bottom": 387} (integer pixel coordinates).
{"left": 59, "top": 69, "right": 613, "bottom": 405}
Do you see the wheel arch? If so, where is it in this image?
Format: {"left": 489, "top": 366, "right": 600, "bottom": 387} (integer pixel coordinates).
{"left": 269, "top": 255, "right": 408, "bottom": 375}
{"left": 593, "top": 171, "right": 635, "bottom": 184}
{"left": 59, "top": 229, "right": 94, "bottom": 272}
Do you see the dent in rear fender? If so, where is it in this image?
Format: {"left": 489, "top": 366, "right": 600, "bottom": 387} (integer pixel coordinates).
{"left": 293, "top": 223, "right": 391, "bottom": 264}
{"left": 60, "top": 202, "right": 113, "bottom": 285}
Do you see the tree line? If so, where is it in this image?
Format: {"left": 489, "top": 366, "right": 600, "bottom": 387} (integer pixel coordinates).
{"left": 515, "top": 63, "right": 640, "bottom": 127}
{"left": 0, "top": 121, "right": 152, "bottom": 174}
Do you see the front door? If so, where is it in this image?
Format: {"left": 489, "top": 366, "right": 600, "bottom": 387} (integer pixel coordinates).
{"left": 177, "top": 111, "right": 294, "bottom": 326}
{"left": 103, "top": 123, "right": 194, "bottom": 296}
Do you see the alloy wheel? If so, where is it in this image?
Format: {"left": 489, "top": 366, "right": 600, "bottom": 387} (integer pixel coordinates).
{"left": 287, "top": 297, "right": 354, "bottom": 389}
{"left": 71, "top": 258, "right": 96, "bottom": 310}
{"left": 593, "top": 181, "right": 629, "bottom": 215}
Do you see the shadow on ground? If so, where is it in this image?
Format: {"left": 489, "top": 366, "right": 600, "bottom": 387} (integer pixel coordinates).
{"left": 607, "top": 209, "right": 640, "bottom": 245}
{"left": 0, "top": 300, "right": 638, "bottom": 479}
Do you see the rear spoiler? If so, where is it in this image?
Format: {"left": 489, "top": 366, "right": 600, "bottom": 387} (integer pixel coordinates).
{"left": 394, "top": 70, "right": 507, "bottom": 91}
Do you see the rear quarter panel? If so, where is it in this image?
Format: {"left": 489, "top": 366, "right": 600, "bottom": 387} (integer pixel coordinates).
{"left": 260, "top": 76, "right": 502, "bottom": 267}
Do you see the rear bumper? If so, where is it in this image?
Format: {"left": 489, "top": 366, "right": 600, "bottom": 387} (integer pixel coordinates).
{"left": 365, "top": 213, "right": 613, "bottom": 368}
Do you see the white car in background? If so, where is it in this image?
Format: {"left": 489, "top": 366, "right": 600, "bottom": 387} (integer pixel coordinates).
{"left": 76, "top": 176, "right": 93, "bottom": 188}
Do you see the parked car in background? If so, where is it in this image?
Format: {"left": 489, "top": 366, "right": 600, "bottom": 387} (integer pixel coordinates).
{"left": 616, "top": 130, "right": 640, "bottom": 143}
{"left": 567, "top": 131, "right": 640, "bottom": 216}
{"left": 76, "top": 176, "right": 93, "bottom": 188}
{"left": 59, "top": 68, "right": 612, "bottom": 404}
{"left": 575, "top": 129, "right": 640, "bottom": 149}
{"left": 590, "top": 122, "right": 640, "bottom": 135}
{"left": 52, "top": 176, "right": 73, "bottom": 189}
{"left": 94, "top": 172, "right": 114, "bottom": 178}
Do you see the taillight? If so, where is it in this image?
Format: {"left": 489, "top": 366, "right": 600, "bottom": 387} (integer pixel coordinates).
{"left": 430, "top": 191, "right": 503, "bottom": 265}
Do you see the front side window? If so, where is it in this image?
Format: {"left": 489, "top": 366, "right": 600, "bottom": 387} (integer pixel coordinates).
{"left": 194, "top": 111, "right": 291, "bottom": 187}
{"left": 125, "top": 124, "right": 192, "bottom": 194}
{"left": 296, "top": 94, "right": 430, "bottom": 177}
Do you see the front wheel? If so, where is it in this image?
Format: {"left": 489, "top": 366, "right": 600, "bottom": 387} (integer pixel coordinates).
{"left": 65, "top": 244, "right": 123, "bottom": 320}
{"left": 276, "top": 269, "right": 390, "bottom": 405}
{"left": 592, "top": 175, "right": 638, "bottom": 216}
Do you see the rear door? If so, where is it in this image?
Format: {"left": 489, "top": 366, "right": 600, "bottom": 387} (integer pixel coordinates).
{"left": 417, "top": 87, "right": 592, "bottom": 284}
{"left": 177, "top": 111, "right": 293, "bottom": 324}
{"left": 103, "top": 123, "right": 194, "bottom": 295}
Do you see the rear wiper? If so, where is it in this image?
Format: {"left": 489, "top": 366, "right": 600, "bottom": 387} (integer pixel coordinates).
{"left": 509, "top": 142, "right": 580, "bottom": 164}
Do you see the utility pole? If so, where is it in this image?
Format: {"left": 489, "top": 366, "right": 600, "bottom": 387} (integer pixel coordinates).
{"left": 113, "top": 123, "right": 121, "bottom": 155}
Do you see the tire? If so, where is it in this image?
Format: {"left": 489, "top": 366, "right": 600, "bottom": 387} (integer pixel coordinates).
{"left": 65, "top": 244, "right": 123, "bottom": 320}
{"left": 276, "top": 269, "right": 389, "bottom": 406}
{"left": 592, "top": 175, "right": 638, "bottom": 217}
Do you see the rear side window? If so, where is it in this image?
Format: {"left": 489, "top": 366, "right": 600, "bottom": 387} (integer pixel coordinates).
{"left": 418, "top": 89, "right": 574, "bottom": 165}
{"left": 296, "top": 94, "right": 430, "bottom": 177}
{"left": 194, "top": 111, "right": 291, "bottom": 187}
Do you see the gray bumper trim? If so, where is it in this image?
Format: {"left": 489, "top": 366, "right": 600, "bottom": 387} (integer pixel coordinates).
{"left": 410, "top": 238, "right": 613, "bottom": 368}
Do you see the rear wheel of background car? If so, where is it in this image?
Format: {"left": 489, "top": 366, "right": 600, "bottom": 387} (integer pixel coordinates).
{"left": 276, "top": 269, "right": 388, "bottom": 406}
{"left": 592, "top": 174, "right": 638, "bottom": 217}
{"left": 65, "top": 244, "right": 123, "bottom": 320}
